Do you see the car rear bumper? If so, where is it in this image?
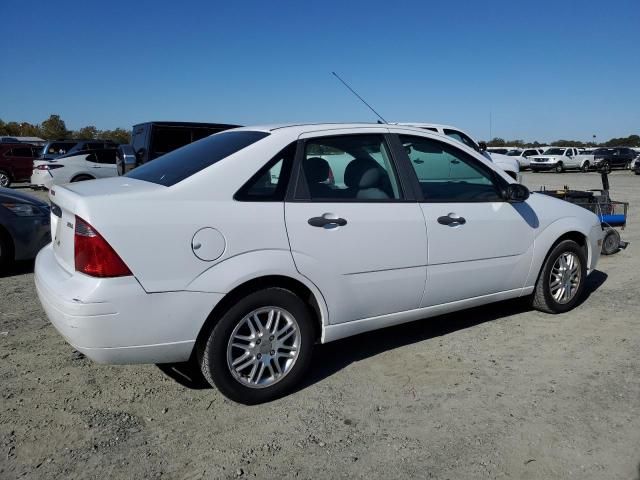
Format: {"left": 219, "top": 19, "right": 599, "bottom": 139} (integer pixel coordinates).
{"left": 31, "top": 169, "right": 52, "bottom": 188}
{"left": 34, "top": 244, "right": 222, "bottom": 364}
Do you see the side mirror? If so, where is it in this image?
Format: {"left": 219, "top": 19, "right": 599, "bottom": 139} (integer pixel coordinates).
{"left": 504, "top": 183, "right": 530, "bottom": 203}
{"left": 116, "top": 144, "right": 139, "bottom": 176}
{"left": 478, "top": 141, "right": 488, "bottom": 152}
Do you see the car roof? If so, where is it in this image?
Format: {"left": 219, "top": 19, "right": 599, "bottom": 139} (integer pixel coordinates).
{"left": 393, "top": 122, "right": 458, "bottom": 130}
{"left": 133, "top": 121, "right": 241, "bottom": 129}
{"left": 231, "top": 122, "right": 439, "bottom": 136}
{"left": 0, "top": 143, "right": 36, "bottom": 147}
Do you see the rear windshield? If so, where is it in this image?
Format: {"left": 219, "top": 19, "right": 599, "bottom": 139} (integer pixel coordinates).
{"left": 42, "top": 142, "right": 77, "bottom": 156}
{"left": 126, "top": 131, "right": 270, "bottom": 186}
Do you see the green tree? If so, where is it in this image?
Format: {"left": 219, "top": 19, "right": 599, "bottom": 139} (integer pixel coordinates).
{"left": 3, "top": 122, "right": 21, "bottom": 136}
{"left": 41, "top": 114, "right": 69, "bottom": 140}
{"left": 99, "top": 128, "right": 131, "bottom": 144}
{"left": 18, "top": 122, "right": 42, "bottom": 137}
{"left": 74, "top": 125, "right": 99, "bottom": 139}
{"left": 487, "top": 137, "right": 506, "bottom": 147}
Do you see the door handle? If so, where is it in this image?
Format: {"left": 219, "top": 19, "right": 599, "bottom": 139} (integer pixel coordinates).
{"left": 437, "top": 213, "right": 466, "bottom": 226}
{"left": 308, "top": 216, "right": 347, "bottom": 228}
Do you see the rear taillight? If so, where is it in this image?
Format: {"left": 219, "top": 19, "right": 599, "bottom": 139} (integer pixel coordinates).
{"left": 74, "top": 216, "right": 131, "bottom": 277}
{"left": 36, "top": 164, "right": 63, "bottom": 170}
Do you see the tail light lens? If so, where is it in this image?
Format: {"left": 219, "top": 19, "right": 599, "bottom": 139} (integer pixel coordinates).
{"left": 74, "top": 216, "right": 131, "bottom": 277}
{"left": 36, "top": 164, "right": 63, "bottom": 170}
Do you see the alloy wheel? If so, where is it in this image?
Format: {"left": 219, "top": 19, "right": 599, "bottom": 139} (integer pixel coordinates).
{"left": 0, "top": 172, "right": 9, "bottom": 187}
{"left": 549, "top": 252, "right": 582, "bottom": 304}
{"left": 226, "top": 307, "right": 301, "bottom": 388}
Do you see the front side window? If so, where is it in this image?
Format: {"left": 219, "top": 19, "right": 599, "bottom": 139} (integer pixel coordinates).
{"left": 299, "top": 135, "right": 401, "bottom": 201}
{"left": 399, "top": 135, "right": 502, "bottom": 202}
{"left": 127, "top": 131, "right": 269, "bottom": 186}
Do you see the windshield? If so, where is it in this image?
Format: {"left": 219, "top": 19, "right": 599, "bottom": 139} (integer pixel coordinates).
{"left": 544, "top": 148, "right": 566, "bottom": 155}
{"left": 506, "top": 150, "right": 522, "bottom": 156}
{"left": 126, "top": 130, "right": 269, "bottom": 186}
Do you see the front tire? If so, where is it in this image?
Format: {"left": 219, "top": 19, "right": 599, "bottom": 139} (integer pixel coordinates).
{"left": 600, "top": 162, "right": 611, "bottom": 174}
{"left": 555, "top": 162, "right": 564, "bottom": 173}
{"left": 532, "top": 239, "right": 587, "bottom": 313}
{"left": 601, "top": 229, "right": 620, "bottom": 255}
{"left": 198, "top": 288, "right": 315, "bottom": 404}
{"left": 0, "top": 170, "right": 11, "bottom": 188}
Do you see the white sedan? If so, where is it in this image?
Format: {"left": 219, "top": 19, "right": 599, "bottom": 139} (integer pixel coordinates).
{"left": 31, "top": 149, "right": 118, "bottom": 189}
{"left": 34, "top": 123, "right": 604, "bottom": 404}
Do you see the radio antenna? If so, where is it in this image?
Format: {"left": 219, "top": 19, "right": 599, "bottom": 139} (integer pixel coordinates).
{"left": 332, "top": 71, "right": 388, "bottom": 124}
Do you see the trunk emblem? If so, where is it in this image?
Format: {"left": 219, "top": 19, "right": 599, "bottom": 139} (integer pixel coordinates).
{"left": 67, "top": 222, "right": 73, "bottom": 229}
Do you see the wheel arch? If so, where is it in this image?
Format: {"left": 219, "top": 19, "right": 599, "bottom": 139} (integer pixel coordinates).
{"left": 70, "top": 173, "right": 96, "bottom": 182}
{"left": 194, "top": 274, "right": 327, "bottom": 356}
{"left": 526, "top": 220, "right": 592, "bottom": 289}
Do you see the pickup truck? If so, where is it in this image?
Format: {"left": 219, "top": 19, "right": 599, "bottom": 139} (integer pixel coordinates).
{"left": 117, "top": 121, "right": 239, "bottom": 174}
{"left": 591, "top": 147, "right": 637, "bottom": 173}
{"left": 529, "top": 147, "right": 581, "bottom": 173}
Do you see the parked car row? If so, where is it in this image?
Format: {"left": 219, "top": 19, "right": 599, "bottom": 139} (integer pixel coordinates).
{"left": 514, "top": 146, "right": 638, "bottom": 173}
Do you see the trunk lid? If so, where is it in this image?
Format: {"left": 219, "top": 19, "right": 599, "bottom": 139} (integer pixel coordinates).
{"left": 48, "top": 177, "right": 164, "bottom": 274}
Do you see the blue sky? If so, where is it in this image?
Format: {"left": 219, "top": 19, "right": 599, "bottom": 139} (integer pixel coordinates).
{"left": 1, "top": 0, "right": 638, "bottom": 142}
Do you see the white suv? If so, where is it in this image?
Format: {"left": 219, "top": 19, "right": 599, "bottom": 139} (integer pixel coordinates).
{"left": 35, "top": 123, "right": 603, "bottom": 404}
{"left": 506, "top": 148, "right": 544, "bottom": 169}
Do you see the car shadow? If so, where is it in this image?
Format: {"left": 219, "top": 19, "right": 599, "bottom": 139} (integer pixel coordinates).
{"left": 158, "top": 270, "right": 608, "bottom": 393}
{"left": 0, "top": 260, "right": 35, "bottom": 278}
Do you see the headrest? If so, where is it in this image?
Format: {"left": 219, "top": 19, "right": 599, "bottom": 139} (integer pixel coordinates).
{"left": 344, "top": 158, "right": 383, "bottom": 189}
{"left": 304, "top": 157, "right": 330, "bottom": 183}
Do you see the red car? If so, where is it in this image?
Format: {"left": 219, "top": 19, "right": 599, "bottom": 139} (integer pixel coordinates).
{"left": 0, "top": 143, "right": 40, "bottom": 187}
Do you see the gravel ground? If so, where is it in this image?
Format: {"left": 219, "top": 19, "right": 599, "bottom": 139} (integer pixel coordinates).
{"left": 1, "top": 171, "right": 639, "bottom": 480}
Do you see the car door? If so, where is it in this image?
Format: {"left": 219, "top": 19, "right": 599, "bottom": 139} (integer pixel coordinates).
{"left": 87, "top": 150, "right": 118, "bottom": 178}
{"left": 9, "top": 147, "right": 35, "bottom": 181}
{"left": 284, "top": 130, "right": 428, "bottom": 325}
{"left": 396, "top": 133, "right": 535, "bottom": 306}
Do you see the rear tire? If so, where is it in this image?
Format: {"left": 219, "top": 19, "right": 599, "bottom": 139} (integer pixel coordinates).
{"left": 601, "top": 229, "right": 620, "bottom": 255}
{"left": 0, "top": 170, "right": 11, "bottom": 188}
{"left": 555, "top": 162, "right": 564, "bottom": 173}
{"left": 581, "top": 161, "right": 590, "bottom": 173}
{"left": 198, "top": 287, "right": 315, "bottom": 404}
{"left": 600, "top": 162, "right": 611, "bottom": 174}
{"left": 532, "top": 239, "right": 587, "bottom": 313}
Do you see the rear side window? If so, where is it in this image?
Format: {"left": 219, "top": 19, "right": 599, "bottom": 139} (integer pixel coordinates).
{"left": 235, "top": 143, "right": 296, "bottom": 201}
{"left": 87, "top": 150, "right": 117, "bottom": 164}
{"left": 46, "top": 142, "right": 77, "bottom": 155}
{"left": 12, "top": 147, "right": 34, "bottom": 157}
{"left": 127, "top": 131, "right": 269, "bottom": 186}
